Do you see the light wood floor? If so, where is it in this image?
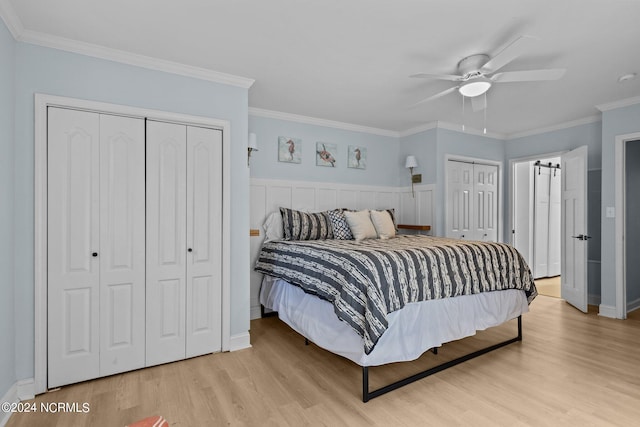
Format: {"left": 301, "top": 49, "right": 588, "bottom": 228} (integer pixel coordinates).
{"left": 535, "top": 276, "right": 561, "bottom": 298}
{"left": 8, "top": 296, "right": 640, "bottom": 427}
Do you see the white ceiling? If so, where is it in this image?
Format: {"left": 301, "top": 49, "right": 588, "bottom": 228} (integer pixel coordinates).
{"left": 5, "top": 0, "right": 640, "bottom": 137}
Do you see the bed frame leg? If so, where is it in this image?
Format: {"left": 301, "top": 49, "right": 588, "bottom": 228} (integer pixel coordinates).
{"left": 431, "top": 347, "right": 438, "bottom": 355}
{"left": 305, "top": 338, "right": 309, "bottom": 346}
{"left": 363, "top": 367, "right": 370, "bottom": 403}
{"left": 361, "top": 315, "right": 522, "bottom": 402}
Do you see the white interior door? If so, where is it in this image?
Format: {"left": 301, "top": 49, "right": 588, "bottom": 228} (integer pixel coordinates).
{"left": 447, "top": 161, "right": 474, "bottom": 239}
{"left": 548, "top": 168, "right": 562, "bottom": 276}
{"left": 48, "top": 108, "right": 101, "bottom": 387}
{"left": 185, "top": 126, "right": 222, "bottom": 357}
{"left": 561, "top": 145, "right": 588, "bottom": 312}
{"left": 98, "top": 114, "right": 145, "bottom": 376}
{"left": 474, "top": 164, "right": 498, "bottom": 241}
{"left": 146, "top": 121, "right": 187, "bottom": 366}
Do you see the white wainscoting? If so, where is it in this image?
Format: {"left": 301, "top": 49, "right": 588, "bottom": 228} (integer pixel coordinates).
{"left": 249, "top": 178, "right": 435, "bottom": 319}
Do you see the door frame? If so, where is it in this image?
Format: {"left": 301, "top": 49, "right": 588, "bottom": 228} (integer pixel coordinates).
{"left": 34, "top": 93, "right": 232, "bottom": 394}
{"left": 444, "top": 154, "right": 503, "bottom": 242}
{"left": 614, "top": 132, "right": 640, "bottom": 319}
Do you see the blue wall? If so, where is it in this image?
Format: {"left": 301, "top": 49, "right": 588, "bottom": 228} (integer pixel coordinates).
{"left": 12, "top": 42, "right": 251, "bottom": 382}
{"left": 249, "top": 115, "right": 400, "bottom": 186}
{"left": 0, "top": 18, "right": 15, "bottom": 401}
{"left": 600, "top": 102, "right": 640, "bottom": 308}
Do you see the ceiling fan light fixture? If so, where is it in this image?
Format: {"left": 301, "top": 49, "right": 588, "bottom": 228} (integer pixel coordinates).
{"left": 458, "top": 79, "right": 492, "bottom": 97}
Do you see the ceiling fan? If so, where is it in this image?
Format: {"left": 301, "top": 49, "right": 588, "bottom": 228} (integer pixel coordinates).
{"left": 410, "top": 35, "right": 566, "bottom": 111}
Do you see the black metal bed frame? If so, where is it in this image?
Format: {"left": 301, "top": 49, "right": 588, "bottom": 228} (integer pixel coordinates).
{"left": 360, "top": 316, "right": 522, "bottom": 402}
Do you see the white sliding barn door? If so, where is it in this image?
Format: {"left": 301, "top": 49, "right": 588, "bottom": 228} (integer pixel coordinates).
{"left": 447, "top": 161, "right": 474, "bottom": 239}
{"left": 146, "top": 121, "right": 188, "bottom": 366}
{"left": 98, "top": 114, "right": 146, "bottom": 376}
{"left": 185, "top": 126, "right": 222, "bottom": 358}
{"left": 533, "top": 167, "right": 551, "bottom": 278}
{"left": 48, "top": 108, "right": 101, "bottom": 387}
{"left": 48, "top": 109, "right": 145, "bottom": 387}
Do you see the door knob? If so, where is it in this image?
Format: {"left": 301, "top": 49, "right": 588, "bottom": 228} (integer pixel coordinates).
{"left": 187, "top": 248, "right": 193, "bottom": 252}
{"left": 92, "top": 252, "right": 98, "bottom": 257}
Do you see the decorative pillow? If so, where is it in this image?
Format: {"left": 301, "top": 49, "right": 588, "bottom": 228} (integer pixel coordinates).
{"left": 344, "top": 210, "right": 377, "bottom": 241}
{"left": 370, "top": 210, "right": 396, "bottom": 239}
{"left": 327, "top": 209, "right": 354, "bottom": 240}
{"left": 262, "top": 211, "right": 284, "bottom": 242}
{"left": 279, "top": 207, "right": 334, "bottom": 240}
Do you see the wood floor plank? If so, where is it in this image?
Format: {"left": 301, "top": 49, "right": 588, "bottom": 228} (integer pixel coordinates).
{"left": 7, "top": 295, "right": 640, "bottom": 426}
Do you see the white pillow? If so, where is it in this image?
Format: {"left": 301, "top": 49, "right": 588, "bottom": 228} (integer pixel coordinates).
{"left": 344, "top": 210, "right": 377, "bottom": 241}
{"left": 262, "top": 211, "right": 284, "bottom": 242}
{"left": 370, "top": 210, "right": 396, "bottom": 239}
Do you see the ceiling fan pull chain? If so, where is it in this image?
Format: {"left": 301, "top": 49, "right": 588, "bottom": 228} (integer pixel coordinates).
{"left": 462, "top": 95, "right": 465, "bottom": 132}
{"left": 483, "top": 93, "right": 487, "bottom": 134}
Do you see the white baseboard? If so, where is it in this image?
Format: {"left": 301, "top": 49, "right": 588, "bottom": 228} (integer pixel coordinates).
{"left": 228, "top": 332, "right": 251, "bottom": 351}
{"left": 250, "top": 305, "right": 262, "bottom": 320}
{"left": 627, "top": 298, "right": 640, "bottom": 313}
{"left": 598, "top": 304, "right": 617, "bottom": 318}
{"left": 17, "top": 379, "right": 34, "bottom": 401}
{"left": 0, "top": 382, "right": 18, "bottom": 427}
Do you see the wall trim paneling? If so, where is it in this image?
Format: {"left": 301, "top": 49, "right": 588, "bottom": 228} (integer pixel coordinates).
{"left": 34, "top": 94, "right": 233, "bottom": 394}
{"left": 627, "top": 298, "right": 640, "bottom": 314}
{"left": 16, "top": 379, "right": 34, "bottom": 401}
{"left": 249, "top": 178, "right": 435, "bottom": 320}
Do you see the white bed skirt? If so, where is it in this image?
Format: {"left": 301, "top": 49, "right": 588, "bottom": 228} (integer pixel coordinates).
{"left": 260, "top": 276, "right": 529, "bottom": 367}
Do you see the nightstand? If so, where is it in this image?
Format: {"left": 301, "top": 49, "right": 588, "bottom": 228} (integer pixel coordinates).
{"left": 397, "top": 224, "right": 431, "bottom": 235}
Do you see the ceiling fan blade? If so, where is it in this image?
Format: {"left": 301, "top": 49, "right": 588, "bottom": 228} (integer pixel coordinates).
{"left": 491, "top": 68, "right": 566, "bottom": 82}
{"left": 412, "top": 86, "right": 459, "bottom": 107}
{"left": 480, "top": 35, "right": 537, "bottom": 73}
{"left": 471, "top": 95, "right": 486, "bottom": 112}
{"left": 409, "top": 73, "right": 462, "bottom": 81}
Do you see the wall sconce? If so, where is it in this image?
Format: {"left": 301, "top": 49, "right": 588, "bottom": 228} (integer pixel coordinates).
{"left": 248, "top": 133, "right": 258, "bottom": 166}
{"left": 405, "top": 155, "right": 421, "bottom": 197}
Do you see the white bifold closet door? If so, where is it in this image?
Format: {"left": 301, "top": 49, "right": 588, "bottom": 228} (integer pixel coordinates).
{"left": 48, "top": 108, "right": 145, "bottom": 388}
{"left": 146, "top": 121, "right": 222, "bottom": 366}
{"left": 447, "top": 160, "right": 498, "bottom": 241}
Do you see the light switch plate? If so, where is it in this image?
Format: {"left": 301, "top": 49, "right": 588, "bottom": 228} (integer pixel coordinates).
{"left": 606, "top": 207, "right": 615, "bottom": 218}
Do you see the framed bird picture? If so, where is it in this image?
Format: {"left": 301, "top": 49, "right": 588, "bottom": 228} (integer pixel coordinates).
{"left": 278, "top": 136, "right": 301, "bottom": 163}
{"left": 348, "top": 145, "right": 367, "bottom": 169}
{"left": 316, "top": 142, "right": 337, "bottom": 167}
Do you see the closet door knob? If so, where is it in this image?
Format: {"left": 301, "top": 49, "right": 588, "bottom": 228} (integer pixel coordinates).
{"left": 187, "top": 248, "right": 193, "bottom": 252}
{"left": 92, "top": 252, "right": 98, "bottom": 257}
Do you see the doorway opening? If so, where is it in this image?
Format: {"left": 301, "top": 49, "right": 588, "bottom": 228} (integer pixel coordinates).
{"left": 512, "top": 155, "right": 562, "bottom": 298}
{"left": 624, "top": 139, "right": 640, "bottom": 314}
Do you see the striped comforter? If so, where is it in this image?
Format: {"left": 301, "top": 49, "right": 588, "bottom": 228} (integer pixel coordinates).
{"left": 255, "top": 235, "right": 536, "bottom": 354}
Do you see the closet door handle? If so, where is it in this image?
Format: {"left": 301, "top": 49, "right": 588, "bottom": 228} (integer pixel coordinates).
{"left": 187, "top": 248, "right": 193, "bottom": 252}
{"left": 92, "top": 252, "right": 98, "bottom": 257}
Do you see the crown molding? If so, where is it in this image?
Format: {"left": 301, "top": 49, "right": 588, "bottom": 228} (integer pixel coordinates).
{"left": 0, "top": 0, "right": 24, "bottom": 38}
{"left": 595, "top": 95, "right": 640, "bottom": 112}
{"left": 248, "top": 107, "right": 400, "bottom": 137}
{"left": 397, "top": 121, "right": 438, "bottom": 138}
{"left": 506, "top": 114, "right": 602, "bottom": 140}
{"left": 18, "top": 29, "right": 255, "bottom": 88}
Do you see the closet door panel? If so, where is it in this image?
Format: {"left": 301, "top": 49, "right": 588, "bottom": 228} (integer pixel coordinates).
{"left": 447, "top": 161, "right": 474, "bottom": 239}
{"left": 146, "top": 121, "right": 187, "bottom": 366}
{"left": 474, "top": 164, "right": 498, "bottom": 241}
{"left": 186, "top": 126, "right": 222, "bottom": 357}
{"left": 48, "top": 107, "right": 100, "bottom": 387}
{"left": 99, "top": 114, "right": 146, "bottom": 376}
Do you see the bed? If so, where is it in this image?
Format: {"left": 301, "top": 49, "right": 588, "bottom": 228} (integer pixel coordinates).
{"left": 255, "top": 233, "right": 536, "bottom": 401}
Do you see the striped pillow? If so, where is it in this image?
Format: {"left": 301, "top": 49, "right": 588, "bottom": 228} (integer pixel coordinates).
{"left": 280, "top": 207, "right": 334, "bottom": 240}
